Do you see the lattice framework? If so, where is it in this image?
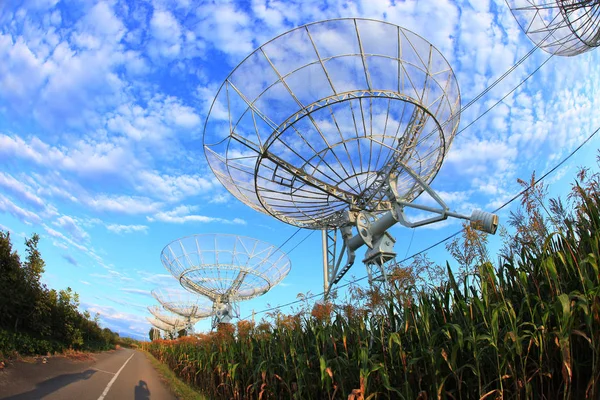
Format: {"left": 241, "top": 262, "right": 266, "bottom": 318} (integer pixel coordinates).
{"left": 508, "top": 0, "right": 600, "bottom": 56}
{"left": 146, "top": 316, "right": 179, "bottom": 333}
{"left": 203, "top": 18, "right": 461, "bottom": 229}
{"left": 148, "top": 305, "right": 188, "bottom": 329}
{"left": 152, "top": 288, "right": 213, "bottom": 319}
{"left": 161, "top": 234, "right": 291, "bottom": 303}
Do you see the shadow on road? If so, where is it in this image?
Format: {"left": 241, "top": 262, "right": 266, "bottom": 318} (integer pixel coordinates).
{"left": 4, "top": 369, "right": 96, "bottom": 399}
{"left": 134, "top": 380, "right": 150, "bottom": 400}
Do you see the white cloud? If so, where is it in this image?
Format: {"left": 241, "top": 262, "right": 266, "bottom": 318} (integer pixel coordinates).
{"left": 77, "top": 2, "right": 126, "bottom": 44}
{"left": 44, "top": 225, "right": 85, "bottom": 251}
{"left": 148, "top": 204, "right": 247, "bottom": 225}
{"left": 445, "top": 138, "right": 519, "bottom": 177}
{"left": 0, "top": 130, "right": 220, "bottom": 221}
{"left": 42, "top": 223, "right": 104, "bottom": 265}
{"left": 23, "top": 0, "right": 59, "bottom": 11}
{"left": 121, "top": 288, "right": 153, "bottom": 297}
{"left": 105, "top": 95, "right": 201, "bottom": 142}
{"left": 106, "top": 224, "right": 149, "bottom": 234}
{"left": 149, "top": 9, "right": 182, "bottom": 59}
{"left": 54, "top": 215, "right": 89, "bottom": 242}
{"left": 166, "top": 100, "right": 202, "bottom": 128}
{"left": 0, "top": 172, "right": 46, "bottom": 210}
{"left": 140, "top": 272, "right": 175, "bottom": 285}
{"left": 0, "top": 193, "right": 42, "bottom": 225}
{"left": 209, "top": 192, "right": 231, "bottom": 204}
{"left": 0, "top": 134, "right": 136, "bottom": 179}
{"left": 86, "top": 195, "right": 161, "bottom": 214}
{"left": 90, "top": 269, "right": 134, "bottom": 283}
{"left": 195, "top": 2, "right": 254, "bottom": 58}
{"left": 136, "top": 171, "right": 213, "bottom": 201}
{"left": 0, "top": 34, "right": 53, "bottom": 112}
{"left": 195, "top": 83, "right": 228, "bottom": 120}
{"left": 83, "top": 302, "right": 149, "bottom": 337}
{"left": 52, "top": 240, "right": 68, "bottom": 250}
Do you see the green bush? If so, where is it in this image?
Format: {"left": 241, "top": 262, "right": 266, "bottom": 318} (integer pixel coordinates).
{"left": 0, "top": 329, "right": 65, "bottom": 356}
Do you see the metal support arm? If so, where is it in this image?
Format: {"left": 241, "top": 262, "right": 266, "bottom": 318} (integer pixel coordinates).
{"left": 323, "top": 166, "right": 499, "bottom": 297}
{"left": 211, "top": 301, "right": 240, "bottom": 330}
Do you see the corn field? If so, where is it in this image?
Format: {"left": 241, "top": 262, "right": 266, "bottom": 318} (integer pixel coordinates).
{"left": 144, "top": 167, "right": 600, "bottom": 399}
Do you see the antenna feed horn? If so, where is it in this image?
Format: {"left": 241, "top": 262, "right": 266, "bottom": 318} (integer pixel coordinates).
{"left": 470, "top": 210, "right": 499, "bottom": 234}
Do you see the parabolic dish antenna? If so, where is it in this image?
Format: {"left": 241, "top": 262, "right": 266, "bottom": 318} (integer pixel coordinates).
{"left": 152, "top": 288, "right": 213, "bottom": 318}
{"left": 152, "top": 288, "right": 213, "bottom": 334}
{"left": 148, "top": 305, "right": 189, "bottom": 330}
{"left": 146, "top": 316, "right": 180, "bottom": 337}
{"left": 202, "top": 18, "right": 498, "bottom": 296}
{"left": 204, "top": 18, "right": 461, "bottom": 229}
{"left": 507, "top": 0, "right": 600, "bottom": 56}
{"left": 161, "top": 234, "right": 291, "bottom": 327}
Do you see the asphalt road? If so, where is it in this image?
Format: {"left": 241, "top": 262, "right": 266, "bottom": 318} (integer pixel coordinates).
{"left": 0, "top": 348, "right": 176, "bottom": 400}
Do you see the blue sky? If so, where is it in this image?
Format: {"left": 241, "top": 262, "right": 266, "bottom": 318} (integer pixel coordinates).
{"left": 0, "top": 0, "right": 599, "bottom": 339}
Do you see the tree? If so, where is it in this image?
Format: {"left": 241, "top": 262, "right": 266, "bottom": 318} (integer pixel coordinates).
{"left": 149, "top": 327, "right": 161, "bottom": 341}
{"left": 22, "top": 234, "right": 49, "bottom": 334}
{"left": 0, "top": 231, "right": 25, "bottom": 329}
{"left": 0, "top": 230, "right": 120, "bottom": 353}
{"left": 24, "top": 234, "right": 45, "bottom": 288}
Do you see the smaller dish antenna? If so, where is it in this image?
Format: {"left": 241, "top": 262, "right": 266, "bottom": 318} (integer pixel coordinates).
{"left": 507, "top": 0, "right": 600, "bottom": 56}
{"left": 148, "top": 305, "right": 189, "bottom": 332}
{"left": 161, "top": 234, "right": 291, "bottom": 328}
{"left": 146, "top": 316, "right": 181, "bottom": 338}
{"left": 152, "top": 287, "right": 213, "bottom": 334}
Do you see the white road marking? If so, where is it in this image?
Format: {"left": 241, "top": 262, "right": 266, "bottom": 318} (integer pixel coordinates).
{"left": 91, "top": 367, "right": 116, "bottom": 375}
{"left": 97, "top": 352, "right": 135, "bottom": 400}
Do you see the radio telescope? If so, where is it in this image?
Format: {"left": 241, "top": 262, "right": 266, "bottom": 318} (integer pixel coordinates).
{"left": 147, "top": 305, "right": 189, "bottom": 333}
{"left": 151, "top": 287, "right": 213, "bottom": 334}
{"left": 160, "top": 234, "right": 291, "bottom": 328}
{"left": 146, "top": 316, "right": 180, "bottom": 338}
{"left": 202, "top": 18, "right": 498, "bottom": 295}
{"left": 507, "top": 0, "right": 600, "bottom": 56}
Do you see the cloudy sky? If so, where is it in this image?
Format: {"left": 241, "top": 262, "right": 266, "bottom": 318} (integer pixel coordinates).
{"left": 1, "top": 0, "right": 599, "bottom": 338}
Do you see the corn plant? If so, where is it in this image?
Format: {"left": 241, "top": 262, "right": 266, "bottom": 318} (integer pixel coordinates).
{"left": 144, "top": 162, "right": 600, "bottom": 399}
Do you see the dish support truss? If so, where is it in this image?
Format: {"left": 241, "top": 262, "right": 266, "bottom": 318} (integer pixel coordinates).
{"left": 322, "top": 171, "right": 498, "bottom": 296}
{"left": 211, "top": 301, "right": 241, "bottom": 330}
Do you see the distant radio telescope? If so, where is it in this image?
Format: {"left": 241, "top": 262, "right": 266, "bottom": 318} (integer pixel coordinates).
{"left": 151, "top": 288, "right": 213, "bottom": 334}
{"left": 146, "top": 316, "right": 182, "bottom": 338}
{"left": 202, "top": 18, "right": 498, "bottom": 295}
{"left": 507, "top": 0, "right": 600, "bottom": 56}
{"left": 160, "top": 234, "right": 291, "bottom": 328}
{"left": 147, "top": 305, "right": 189, "bottom": 332}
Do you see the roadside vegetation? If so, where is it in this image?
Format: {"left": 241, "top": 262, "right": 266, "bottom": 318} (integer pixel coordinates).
{"left": 143, "top": 349, "right": 208, "bottom": 400}
{"left": 145, "top": 158, "right": 600, "bottom": 399}
{"left": 0, "top": 231, "right": 127, "bottom": 358}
